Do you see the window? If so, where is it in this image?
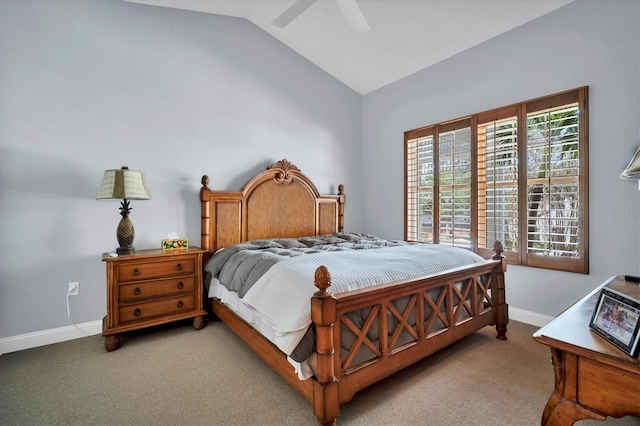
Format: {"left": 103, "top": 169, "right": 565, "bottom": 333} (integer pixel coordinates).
{"left": 405, "top": 87, "right": 588, "bottom": 273}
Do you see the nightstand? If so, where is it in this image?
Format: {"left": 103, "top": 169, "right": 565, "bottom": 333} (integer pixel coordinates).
{"left": 101, "top": 247, "right": 207, "bottom": 351}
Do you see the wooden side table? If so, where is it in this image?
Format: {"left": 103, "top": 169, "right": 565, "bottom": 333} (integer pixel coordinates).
{"left": 102, "top": 247, "right": 207, "bottom": 351}
{"left": 533, "top": 276, "right": 640, "bottom": 425}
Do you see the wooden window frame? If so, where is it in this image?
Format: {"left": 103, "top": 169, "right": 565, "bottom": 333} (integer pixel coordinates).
{"left": 405, "top": 87, "right": 589, "bottom": 274}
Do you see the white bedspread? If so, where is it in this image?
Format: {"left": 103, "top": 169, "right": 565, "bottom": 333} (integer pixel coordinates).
{"left": 242, "top": 244, "right": 483, "bottom": 355}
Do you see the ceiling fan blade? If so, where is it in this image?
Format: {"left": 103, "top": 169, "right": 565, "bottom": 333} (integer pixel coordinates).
{"left": 271, "top": 0, "right": 317, "bottom": 28}
{"left": 336, "top": 0, "right": 370, "bottom": 34}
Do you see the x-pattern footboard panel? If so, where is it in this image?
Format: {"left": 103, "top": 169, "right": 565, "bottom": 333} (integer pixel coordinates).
{"left": 423, "top": 286, "right": 449, "bottom": 337}
{"left": 388, "top": 293, "right": 420, "bottom": 349}
{"left": 334, "top": 265, "right": 500, "bottom": 378}
{"left": 341, "top": 306, "right": 382, "bottom": 371}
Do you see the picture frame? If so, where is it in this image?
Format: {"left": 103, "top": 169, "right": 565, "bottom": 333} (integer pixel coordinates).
{"left": 589, "top": 286, "right": 640, "bottom": 357}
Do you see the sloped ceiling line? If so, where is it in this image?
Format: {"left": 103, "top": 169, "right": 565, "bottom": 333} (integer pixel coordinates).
{"left": 122, "top": 0, "right": 574, "bottom": 95}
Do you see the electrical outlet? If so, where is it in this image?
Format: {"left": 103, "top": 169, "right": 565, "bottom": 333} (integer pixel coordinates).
{"left": 68, "top": 282, "right": 79, "bottom": 296}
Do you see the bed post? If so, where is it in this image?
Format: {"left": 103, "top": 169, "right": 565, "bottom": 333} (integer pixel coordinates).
{"left": 492, "top": 241, "right": 508, "bottom": 340}
{"left": 200, "top": 175, "right": 211, "bottom": 255}
{"left": 337, "top": 184, "right": 345, "bottom": 233}
{"left": 312, "top": 265, "right": 339, "bottom": 426}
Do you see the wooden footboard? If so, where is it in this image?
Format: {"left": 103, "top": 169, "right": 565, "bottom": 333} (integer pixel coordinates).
{"left": 309, "top": 251, "right": 508, "bottom": 425}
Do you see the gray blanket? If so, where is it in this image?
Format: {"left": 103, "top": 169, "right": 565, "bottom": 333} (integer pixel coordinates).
{"left": 204, "top": 233, "right": 411, "bottom": 298}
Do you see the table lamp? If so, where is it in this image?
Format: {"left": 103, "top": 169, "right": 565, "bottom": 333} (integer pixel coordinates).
{"left": 621, "top": 146, "right": 640, "bottom": 185}
{"left": 96, "top": 166, "right": 151, "bottom": 254}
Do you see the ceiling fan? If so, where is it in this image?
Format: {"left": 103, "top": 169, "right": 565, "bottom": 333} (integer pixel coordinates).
{"left": 271, "top": 0, "right": 371, "bottom": 35}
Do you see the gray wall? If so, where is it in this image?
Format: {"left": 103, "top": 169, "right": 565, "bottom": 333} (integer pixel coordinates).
{"left": 0, "top": 0, "right": 363, "bottom": 339}
{"left": 362, "top": 0, "right": 640, "bottom": 318}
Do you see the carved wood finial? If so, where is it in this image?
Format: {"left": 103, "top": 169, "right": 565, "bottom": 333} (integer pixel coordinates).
{"left": 201, "top": 175, "right": 210, "bottom": 189}
{"left": 267, "top": 158, "right": 300, "bottom": 184}
{"left": 314, "top": 265, "right": 332, "bottom": 294}
{"left": 492, "top": 240, "right": 504, "bottom": 259}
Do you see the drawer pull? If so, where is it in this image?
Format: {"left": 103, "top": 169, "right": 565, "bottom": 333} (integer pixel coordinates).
{"left": 134, "top": 287, "right": 141, "bottom": 295}
{"left": 134, "top": 308, "right": 141, "bottom": 317}
{"left": 177, "top": 282, "right": 184, "bottom": 290}
{"left": 176, "top": 263, "right": 183, "bottom": 271}
{"left": 177, "top": 301, "right": 184, "bottom": 308}
{"left": 133, "top": 268, "right": 140, "bottom": 276}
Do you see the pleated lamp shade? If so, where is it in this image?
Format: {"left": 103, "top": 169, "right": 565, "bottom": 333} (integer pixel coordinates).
{"left": 96, "top": 167, "right": 151, "bottom": 200}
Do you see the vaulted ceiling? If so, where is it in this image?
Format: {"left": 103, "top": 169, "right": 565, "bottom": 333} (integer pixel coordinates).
{"left": 123, "top": 0, "right": 574, "bottom": 95}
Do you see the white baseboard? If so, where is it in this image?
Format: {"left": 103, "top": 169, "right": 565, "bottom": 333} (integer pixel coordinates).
{"left": 0, "top": 307, "right": 552, "bottom": 356}
{"left": 509, "top": 307, "right": 553, "bottom": 328}
{"left": 0, "top": 321, "right": 102, "bottom": 356}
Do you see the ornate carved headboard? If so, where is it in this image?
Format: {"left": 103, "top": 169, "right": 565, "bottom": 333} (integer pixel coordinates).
{"left": 200, "top": 159, "right": 345, "bottom": 255}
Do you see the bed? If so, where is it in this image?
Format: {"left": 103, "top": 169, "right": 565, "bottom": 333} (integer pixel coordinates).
{"left": 200, "top": 158, "right": 508, "bottom": 425}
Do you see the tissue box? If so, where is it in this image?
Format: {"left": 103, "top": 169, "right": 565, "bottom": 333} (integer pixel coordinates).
{"left": 161, "top": 239, "right": 188, "bottom": 250}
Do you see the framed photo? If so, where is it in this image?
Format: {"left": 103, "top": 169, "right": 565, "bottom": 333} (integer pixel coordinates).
{"left": 589, "top": 287, "right": 640, "bottom": 357}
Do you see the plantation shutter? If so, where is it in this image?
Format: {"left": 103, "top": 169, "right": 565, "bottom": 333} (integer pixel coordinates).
{"left": 438, "top": 121, "right": 472, "bottom": 248}
{"left": 405, "top": 126, "right": 435, "bottom": 243}
{"left": 477, "top": 106, "right": 519, "bottom": 262}
{"left": 524, "top": 90, "right": 588, "bottom": 272}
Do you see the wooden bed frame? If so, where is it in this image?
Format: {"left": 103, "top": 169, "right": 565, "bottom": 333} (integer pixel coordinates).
{"left": 200, "top": 159, "right": 508, "bottom": 425}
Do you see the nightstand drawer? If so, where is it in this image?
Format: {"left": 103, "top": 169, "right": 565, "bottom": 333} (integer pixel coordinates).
{"left": 117, "top": 258, "right": 196, "bottom": 283}
{"left": 119, "top": 294, "right": 196, "bottom": 323}
{"left": 119, "top": 276, "right": 195, "bottom": 302}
